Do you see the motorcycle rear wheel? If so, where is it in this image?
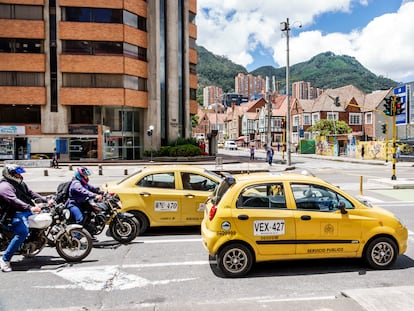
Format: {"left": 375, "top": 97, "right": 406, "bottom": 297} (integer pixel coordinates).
{"left": 109, "top": 216, "right": 139, "bottom": 244}
{"left": 55, "top": 228, "right": 93, "bottom": 262}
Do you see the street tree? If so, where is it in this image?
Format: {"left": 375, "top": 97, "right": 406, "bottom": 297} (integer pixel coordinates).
{"left": 307, "top": 119, "right": 352, "bottom": 136}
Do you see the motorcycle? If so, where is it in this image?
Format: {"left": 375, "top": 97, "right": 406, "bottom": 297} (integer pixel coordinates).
{"left": 0, "top": 201, "right": 93, "bottom": 262}
{"left": 79, "top": 192, "right": 139, "bottom": 244}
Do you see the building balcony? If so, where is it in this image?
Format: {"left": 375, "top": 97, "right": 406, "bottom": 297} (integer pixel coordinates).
{"left": 60, "top": 87, "right": 148, "bottom": 108}
{"left": 60, "top": 55, "right": 147, "bottom": 76}
{"left": 0, "top": 53, "right": 45, "bottom": 72}
{"left": 0, "top": 19, "right": 44, "bottom": 38}
{"left": 0, "top": 86, "right": 45, "bottom": 105}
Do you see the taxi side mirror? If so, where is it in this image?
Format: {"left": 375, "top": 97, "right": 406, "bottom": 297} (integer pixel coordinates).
{"left": 339, "top": 201, "right": 347, "bottom": 214}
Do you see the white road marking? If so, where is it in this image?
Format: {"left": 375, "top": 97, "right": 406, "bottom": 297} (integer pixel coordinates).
{"left": 136, "top": 238, "right": 201, "bottom": 244}
{"left": 30, "top": 265, "right": 197, "bottom": 291}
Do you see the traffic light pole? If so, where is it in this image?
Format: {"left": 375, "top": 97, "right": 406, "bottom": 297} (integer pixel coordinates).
{"left": 391, "top": 96, "right": 397, "bottom": 180}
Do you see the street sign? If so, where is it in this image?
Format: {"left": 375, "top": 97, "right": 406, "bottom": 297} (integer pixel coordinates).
{"left": 393, "top": 85, "right": 407, "bottom": 125}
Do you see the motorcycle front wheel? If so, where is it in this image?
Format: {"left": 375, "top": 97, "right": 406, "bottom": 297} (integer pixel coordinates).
{"left": 55, "top": 228, "right": 93, "bottom": 262}
{"left": 109, "top": 216, "right": 139, "bottom": 244}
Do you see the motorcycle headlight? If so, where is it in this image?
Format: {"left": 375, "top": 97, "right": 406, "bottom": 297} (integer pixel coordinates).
{"left": 63, "top": 209, "right": 71, "bottom": 220}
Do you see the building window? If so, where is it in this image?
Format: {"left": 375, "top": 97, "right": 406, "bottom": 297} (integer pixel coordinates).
{"left": 349, "top": 113, "right": 362, "bottom": 125}
{"left": 190, "top": 88, "right": 197, "bottom": 100}
{"left": 327, "top": 112, "right": 338, "bottom": 120}
{"left": 63, "top": 7, "right": 146, "bottom": 31}
{"left": 312, "top": 112, "right": 320, "bottom": 124}
{"left": 63, "top": 73, "right": 123, "bottom": 88}
{"left": 63, "top": 7, "right": 122, "bottom": 23}
{"left": 124, "top": 43, "right": 147, "bottom": 61}
{"left": 0, "top": 39, "right": 43, "bottom": 53}
{"left": 365, "top": 112, "right": 372, "bottom": 124}
{"left": 62, "top": 40, "right": 122, "bottom": 55}
{"left": 0, "top": 4, "right": 43, "bottom": 20}
{"left": 189, "top": 37, "right": 196, "bottom": 49}
{"left": 189, "top": 63, "right": 196, "bottom": 75}
{"left": 0, "top": 72, "right": 44, "bottom": 86}
{"left": 62, "top": 40, "right": 147, "bottom": 61}
{"left": 189, "top": 12, "right": 196, "bottom": 24}
{"left": 124, "top": 75, "right": 147, "bottom": 91}
{"left": 303, "top": 113, "right": 311, "bottom": 125}
{"left": 63, "top": 73, "right": 146, "bottom": 90}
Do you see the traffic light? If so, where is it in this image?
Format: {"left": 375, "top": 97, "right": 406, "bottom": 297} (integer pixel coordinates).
{"left": 394, "top": 96, "right": 404, "bottom": 115}
{"left": 381, "top": 124, "right": 386, "bottom": 134}
{"left": 383, "top": 97, "right": 393, "bottom": 116}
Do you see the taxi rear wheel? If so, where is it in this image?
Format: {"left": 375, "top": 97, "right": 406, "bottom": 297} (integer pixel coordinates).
{"left": 364, "top": 237, "right": 397, "bottom": 269}
{"left": 217, "top": 243, "right": 253, "bottom": 277}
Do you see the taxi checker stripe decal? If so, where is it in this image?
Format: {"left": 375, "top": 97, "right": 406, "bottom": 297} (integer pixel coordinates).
{"left": 256, "top": 239, "right": 359, "bottom": 245}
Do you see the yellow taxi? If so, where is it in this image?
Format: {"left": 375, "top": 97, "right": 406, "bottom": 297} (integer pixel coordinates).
{"left": 103, "top": 165, "right": 222, "bottom": 235}
{"left": 201, "top": 172, "right": 408, "bottom": 277}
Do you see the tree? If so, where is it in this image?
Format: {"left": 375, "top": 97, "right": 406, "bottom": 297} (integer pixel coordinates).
{"left": 307, "top": 119, "right": 352, "bottom": 136}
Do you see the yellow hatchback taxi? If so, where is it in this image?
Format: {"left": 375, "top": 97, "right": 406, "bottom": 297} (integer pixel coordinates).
{"left": 201, "top": 172, "right": 408, "bottom": 277}
{"left": 104, "top": 165, "right": 222, "bottom": 235}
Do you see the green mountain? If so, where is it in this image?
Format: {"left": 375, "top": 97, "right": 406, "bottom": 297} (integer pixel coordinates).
{"left": 197, "top": 48, "right": 398, "bottom": 101}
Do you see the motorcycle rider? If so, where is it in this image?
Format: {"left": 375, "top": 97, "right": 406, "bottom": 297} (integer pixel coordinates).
{"left": 66, "top": 167, "right": 103, "bottom": 233}
{"left": 0, "top": 164, "right": 50, "bottom": 272}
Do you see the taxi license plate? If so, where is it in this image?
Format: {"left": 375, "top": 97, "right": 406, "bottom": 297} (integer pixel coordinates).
{"left": 155, "top": 200, "right": 178, "bottom": 212}
{"left": 254, "top": 220, "right": 285, "bottom": 236}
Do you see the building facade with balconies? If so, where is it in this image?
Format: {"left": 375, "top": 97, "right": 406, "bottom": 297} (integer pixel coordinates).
{"left": 0, "top": 0, "right": 197, "bottom": 161}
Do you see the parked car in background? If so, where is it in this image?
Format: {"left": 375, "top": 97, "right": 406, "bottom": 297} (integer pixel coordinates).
{"left": 201, "top": 171, "right": 408, "bottom": 277}
{"left": 102, "top": 165, "right": 222, "bottom": 235}
{"left": 224, "top": 140, "right": 237, "bottom": 150}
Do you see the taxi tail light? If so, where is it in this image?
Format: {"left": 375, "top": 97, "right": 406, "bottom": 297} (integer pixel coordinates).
{"left": 209, "top": 205, "right": 217, "bottom": 221}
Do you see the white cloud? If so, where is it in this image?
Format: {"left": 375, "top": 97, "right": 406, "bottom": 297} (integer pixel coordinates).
{"left": 197, "top": 0, "right": 414, "bottom": 82}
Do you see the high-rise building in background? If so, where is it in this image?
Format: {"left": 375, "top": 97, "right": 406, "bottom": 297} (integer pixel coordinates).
{"left": 292, "top": 81, "right": 323, "bottom": 99}
{"left": 235, "top": 73, "right": 265, "bottom": 100}
{"left": 203, "top": 86, "right": 223, "bottom": 108}
{"left": 0, "top": 0, "right": 197, "bottom": 161}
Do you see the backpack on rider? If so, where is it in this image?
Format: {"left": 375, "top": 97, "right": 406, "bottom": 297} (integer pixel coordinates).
{"left": 55, "top": 180, "right": 72, "bottom": 204}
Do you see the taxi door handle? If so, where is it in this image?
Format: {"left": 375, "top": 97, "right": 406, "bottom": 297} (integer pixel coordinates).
{"left": 185, "top": 193, "right": 195, "bottom": 198}
{"left": 238, "top": 214, "right": 249, "bottom": 220}
{"left": 139, "top": 192, "right": 151, "bottom": 197}
{"left": 301, "top": 215, "right": 311, "bottom": 220}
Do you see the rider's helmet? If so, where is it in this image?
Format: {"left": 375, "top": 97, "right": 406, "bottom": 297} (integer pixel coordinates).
{"left": 2, "top": 164, "right": 26, "bottom": 184}
{"left": 74, "top": 167, "right": 91, "bottom": 185}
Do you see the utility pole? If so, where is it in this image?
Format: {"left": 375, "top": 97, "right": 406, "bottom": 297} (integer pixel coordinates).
{"left": 281, "top": 18, "right": 292, "bottom": 166}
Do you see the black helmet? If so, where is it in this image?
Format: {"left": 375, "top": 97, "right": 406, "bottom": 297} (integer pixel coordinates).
{"left": 2, "top": 164, "right": 26, "bottom": 184}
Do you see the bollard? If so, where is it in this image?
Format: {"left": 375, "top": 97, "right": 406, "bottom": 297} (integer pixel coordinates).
{"left": 99, "top": 164, "right": 103, "bottom": 175}
{"left": 69, "top": 164, "right": 73, "bottom": 171}
{"left": 360, "top": 176, "right": 363, "bottom": 196}
{"left": 44, "top": 169, "right": 48, "bottom": 176}
{"left": 124, "top": 169, "right": 128, "bottom": 175}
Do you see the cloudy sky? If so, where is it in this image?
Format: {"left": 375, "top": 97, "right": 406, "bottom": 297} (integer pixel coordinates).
{"left": 197, "top": 0, "right": 414, "bottom": 83}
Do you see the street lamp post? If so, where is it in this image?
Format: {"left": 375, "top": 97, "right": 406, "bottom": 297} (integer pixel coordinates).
{"left": 280, "top": 18, "right": 301, "bottom": 166}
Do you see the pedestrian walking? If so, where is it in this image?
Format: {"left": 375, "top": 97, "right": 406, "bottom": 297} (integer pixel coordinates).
{"left": 396, "top": 146, "right": 401, "bottom": 162}
{"left": 267, "top": 146, "right": 274, "bottom": 165}
{"left": 51, "top": 148, "right": 59, "bottom": 168}
{"left": 249, "top": 145, "right": 255, "bottom": 160}
{"left": 361, "top": 145, "right": 365, "bottom": 159}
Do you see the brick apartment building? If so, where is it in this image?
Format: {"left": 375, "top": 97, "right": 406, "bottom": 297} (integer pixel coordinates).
{"left": 0, "top": 0, "right": 198, "bottom": 161}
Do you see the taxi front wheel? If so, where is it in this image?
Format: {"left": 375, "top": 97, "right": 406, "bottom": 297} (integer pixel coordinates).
{"left": 364, "top": 237, "right": 397, "bottom": 269}
{"left": 217, "top": 243, "right": 253, "bottom": 277}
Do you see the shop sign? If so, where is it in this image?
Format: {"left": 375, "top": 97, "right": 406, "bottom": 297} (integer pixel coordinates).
{"left": 69, "top": 125, "right": 98, "bottom": 135}
{"left": 0, "top": 125, "right": 25, "bottom": 135}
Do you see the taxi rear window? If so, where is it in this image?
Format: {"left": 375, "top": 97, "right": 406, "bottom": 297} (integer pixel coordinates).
{"left": 211, "top": 174, "right": 235, "bottom": 205}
